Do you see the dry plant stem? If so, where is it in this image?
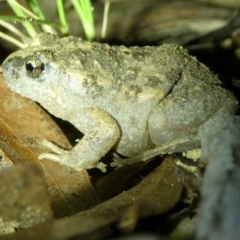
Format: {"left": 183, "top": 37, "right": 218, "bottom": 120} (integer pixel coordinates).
{"left": 0, "top": 20, "right": 27, "bottom": 39}
{"left": 0, "top": 31, "right": 26, "bottom": 48}
{"left": 101, "top": 0, "right": 111, "bottom": 39}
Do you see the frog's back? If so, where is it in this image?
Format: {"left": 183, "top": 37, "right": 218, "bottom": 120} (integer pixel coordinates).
{"left": 40, "top": 34, "right": 221, "bottom": 101}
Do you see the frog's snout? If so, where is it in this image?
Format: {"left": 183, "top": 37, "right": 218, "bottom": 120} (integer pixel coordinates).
{"left": 2, "top": 57, "right": 11, "bottom": 80}
{"left": 2, "top": 55, "right": 23, "bottom": 89}
{"left": 2, "top": 57, "right": 9, "bottom": 74}
{"left": 2, "top": 55, "right": 16, "bottom": 77}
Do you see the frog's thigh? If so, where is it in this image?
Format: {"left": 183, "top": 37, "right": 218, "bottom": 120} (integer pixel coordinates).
{"left": 148, "top": 85, "right": 236, "bottom": 152}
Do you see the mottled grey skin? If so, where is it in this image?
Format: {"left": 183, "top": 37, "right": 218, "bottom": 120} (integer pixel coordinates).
{"left": 2, "top": 33, "right": 238, "bottom": 171}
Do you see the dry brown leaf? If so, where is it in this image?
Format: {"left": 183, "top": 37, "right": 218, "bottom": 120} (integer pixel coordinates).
{"left": 0, "top": 164, "right": 53, "bottom": 236}
{"left": 3, "top": 155, "right": 182, "bottom": 239}
{"left": 0, "top": 74, "right": 99, "bottom": 217}
{"left": 105, "top": 1, "right": 235, "bottom": 45}
{"left": 95, "top": 162, "right": 145, "bottom": 202}
{"left": 93, "top": 155, "right": 183, "bottom": 220}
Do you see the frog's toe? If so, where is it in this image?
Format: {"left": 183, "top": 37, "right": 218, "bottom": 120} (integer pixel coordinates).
{"left": 110, "top": 154, "right": 128, "bottom": 167}
{"left": 39, "top": 140, "right": 106, "bottom": 172}
{"left": 38, "top": 140, "right": 69, "bottom": 164}
{"left": 38, "top": 152, "right": 62, "bottom": 161}
{"left": 38, "top": 150, "right": 77, "bottom": 168}
{"left": 41, "top": 140, "right": 66, "bottom": 155}
{"left": 95, "top": 162, "right": 107, "bottom": 172}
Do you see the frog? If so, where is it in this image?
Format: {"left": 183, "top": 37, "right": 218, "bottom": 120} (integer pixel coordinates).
{"left": 2, "top": 33, "right": 238, "bottom": 172}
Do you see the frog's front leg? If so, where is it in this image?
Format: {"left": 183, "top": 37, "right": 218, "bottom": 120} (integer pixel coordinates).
{"left": 39, "top": 108, "right": 120, "bottom": 172}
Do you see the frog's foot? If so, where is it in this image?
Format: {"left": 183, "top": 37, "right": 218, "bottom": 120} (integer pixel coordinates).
{"left": 110, "top": 153, "right": 126, "bottom": 168}
{"left": 39, "top": 140, "right": 107, "bottom": 172}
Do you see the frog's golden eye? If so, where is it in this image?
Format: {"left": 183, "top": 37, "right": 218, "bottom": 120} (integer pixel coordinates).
{"left": 25, "top": 55, "right": 45, "bottom": 78}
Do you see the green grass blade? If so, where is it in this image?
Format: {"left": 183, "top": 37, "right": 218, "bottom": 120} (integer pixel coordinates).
{"left": 71, "top": 0, "right": 95, "bottom": 40}
{"left": 6, "top": 0, "right": 38, "bottom": 18}
{"left": 56, "top": 0, "right": 69, "bottom": 35}
{"left": 26, "top": 0, "right": 54, "bottom": 33}
{"left": 6, "top": 0, "right": 37, "bottom": 37}
{"left": 26, "top": 0, "right": 45, "bottom": 19}
{"left": 82, "top": 0, "right": 94, "bottom": 22}
{"left": 0, "top": 15, "right": 62, "bottom": 29}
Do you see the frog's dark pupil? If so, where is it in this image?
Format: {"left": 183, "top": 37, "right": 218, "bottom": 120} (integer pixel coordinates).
{"left": 26, "top": 62, "right": 35, "bottom": 72}
{"left": 25, "top": 55, "right": 44, "bottom": 78}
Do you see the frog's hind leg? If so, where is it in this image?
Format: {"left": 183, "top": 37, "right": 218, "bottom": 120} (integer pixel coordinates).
{"left": 111, "top": 84, "right": 237, "bottom": 168}
{"left": 148, "top": 84, "right": 237, "bottom": 154}
{"left": 110, "top": 143, "right": 199, "bottom": 167}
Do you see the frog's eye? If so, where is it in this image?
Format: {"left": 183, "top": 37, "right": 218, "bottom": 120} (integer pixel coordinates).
{"left": 25, "top": 55, "right": 45, "bottom": 78}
